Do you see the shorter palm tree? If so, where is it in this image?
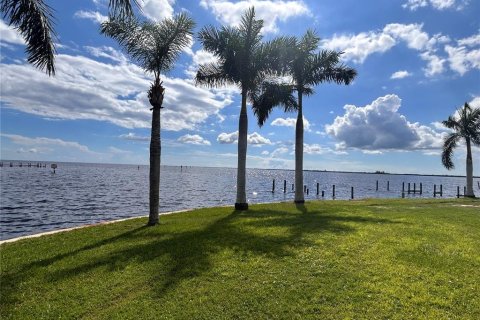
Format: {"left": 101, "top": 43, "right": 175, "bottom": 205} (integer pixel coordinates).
{"left": 101, "top": 13, "right": 195, "bottom": 225}
{"left": 442, "top": 102, "right": 480, "bottom": 197}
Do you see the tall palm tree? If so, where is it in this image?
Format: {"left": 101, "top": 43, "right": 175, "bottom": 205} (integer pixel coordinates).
{"left": 442, "top": 102, "right": 480, "bottom": 197}
{"left": 254, "top": 30, "right": 357, "bottom": 203}
{"left": 196, "top": 7, "right": 291, "bottom": 210}
{"left": 0, "top": 0, "right": 139, "bottom": 75}
{"left": 101, "top": 13, "right": 195, "bottom": 225}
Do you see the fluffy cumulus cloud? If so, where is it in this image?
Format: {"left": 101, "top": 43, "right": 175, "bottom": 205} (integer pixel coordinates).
{"left": 390, "top": 70, "right": 412, "bottom": 79}
{"left": 322, "top": 22, "right": 479, "bottom": 77}
{"left": 325, "top": 94, "right": 446, "bottom": 152}
{"left": 178, "top": 134, "right": 211, "bottom": 145}
{"left": 322, "top": 23, "right": 436, "bottom": 64}
{"left": 271, "top": 117, "right": 311, "bottom": 131}
{"left": 0, "top": 48, "right": 234, "bottom": 131}
{"left": 217, "top": 131, "right": 272, "bottom": 146}
{"left": 141, "top": 0, "right": 175, "bottom": 21}
{"left": 402, "top": 0, "right": 468, "bottom": 11}
{"left": 199, "top": 0, "right": 310, "bottom": 34}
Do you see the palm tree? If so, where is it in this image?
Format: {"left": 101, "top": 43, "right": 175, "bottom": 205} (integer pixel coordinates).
{"left": 0, "top": 0, "right": 139, "bottom": 75}
{"left": 442, "top": 102, "right": 480, "bottom": 197}
{"left": 196, "top": 7, "right": 292, "bottom": 210}
{"left": 254, "top": 30, "right": 357, "bottom": 203}
{"left": 101, "top": 13, "right": 195, "bottom": 225}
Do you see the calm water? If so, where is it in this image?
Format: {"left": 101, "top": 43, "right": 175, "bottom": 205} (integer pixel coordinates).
{"left": 1, "top": 162, "right": 478, "bottom": 240}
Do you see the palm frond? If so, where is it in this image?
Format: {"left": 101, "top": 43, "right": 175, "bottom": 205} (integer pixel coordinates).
{"left": 306, "top": 50, "right": 357, "bottom": 85}
{"left": 1, "top": 0, "right": 56, "bottom": 75}
{"left": 251, "top": 82, "right": 297, "bottom": 126}
{"left": 196, "top": 62, "right": 235, "bottom": 88}
{"left": 298, "top": 29, "right": 320, "bottom": 54}
{"left": 441, "top": 133, "right": 460, "bottom": 170}
{"left": 101, "top": 13, "right": 195, "bottom": 75}
{"left": 108, "top": 0, "right": 141, "bottom": 18}
{"left": 239, "top": 7, "right": 263, "bottom": 51}
{"left": 442, "top": 115, "right": 459, "bottom": 130}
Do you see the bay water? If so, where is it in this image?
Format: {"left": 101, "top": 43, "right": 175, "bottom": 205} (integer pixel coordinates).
{"left": 0, "top": 161, "right": 477, "bottom": 240}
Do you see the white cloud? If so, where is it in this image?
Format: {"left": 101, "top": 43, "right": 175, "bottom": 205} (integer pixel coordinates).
{"left": 247, "top": 132, "right": 272, "bottom": 146}
{"left": 178, "top": 134, "right": 211, "bottom": 145}
{"left": 270, "top": 146, "right": 289, "bottom": 157}
{"left": 199, "top": 0, "right": 310, "bottom": 34}
{"left": 325, "top": 94, "right": 446, "bottom": 151}
{"left": 0, "top": 51, "right": 234, "bottom": 131}
{"left": 0, "top": 20, "right": 25, "bottom": 46}
{"left": 119, "top": 132, "right": 150, "bottom": 141}
{"left": 271, "top": 117, "right": 311, "bottom": 131}
{"left": 1, "top": 133, "right": 95, "bottom": 153}
{"left": 85, "top": 46, "right": 127, "bottom": 63}
{"left": 383, "top": 23, "right": 430, "bottom": 51}
{"left": 141, "top": 0, "right": 175, "bottom": 21}
{"left": 420, "top": 51, "right": 446, "bottom": 76}
{"left": 390, "top": 70, "right": 412, "bottom": 79}
{"left": 322, "top": 23, "right": 434, "bottom": 64}
{"left": 73, "top": 10, "right": 108, "bottom": 23}
{"left": 217, "top": 131, "right": 272, "bottom": 146}
{"left": 444, "top": 40, "right": 480, "bottom": 75}
{"left": 303, "top": 143, "right": 346, "bottom": 155}
{"left": 321, "top": 31, "right": 395, "bottom": 64}
{"left": 402, "top": 0, "right": 468, "bottom": 11}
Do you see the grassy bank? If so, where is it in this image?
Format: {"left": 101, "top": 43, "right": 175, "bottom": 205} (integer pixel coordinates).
{"left": 1, "top": 198, "right": 479, "bottom": 319}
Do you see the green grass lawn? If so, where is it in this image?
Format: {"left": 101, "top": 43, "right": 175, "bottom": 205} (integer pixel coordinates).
{"left": 1, "top": 198, "right": 479, "bottom": 319}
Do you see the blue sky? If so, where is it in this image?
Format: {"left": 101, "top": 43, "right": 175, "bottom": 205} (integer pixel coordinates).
{"left": 0, "top": 0, "right": 479, "bottom": 175}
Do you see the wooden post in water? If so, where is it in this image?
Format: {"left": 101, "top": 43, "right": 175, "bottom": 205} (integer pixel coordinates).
{"left": 457, "top": 186, "right": 460, "bottom": 198}
{"left": 387, "top": 181, "right": 390, "bottom": 191}
{"left": 464, "top": 186, "right": 466, "bottom": 195}
{"left": 408, "top": 183, "right": 411, "bottom": 194}
{"left": 414, "top": 183, "right": 416, "bottom": 194}
{"left": 420, "top": 183, "right": 422, "bottom": 195}
{"left": 292, "top": 183, "right": 294, "bottom": 191}
{"left": 321, "top": 190, "right": 325, "bottom": 198}
{"left": 283, "top": 180, "right": 287, "bottom": 193}
{"left": 440, "top": 184, "right": 443, "bottom": 196}
{"left": 376, "top": 180, "right": 378, "bottom": 191}
{"left": 434, "top": 184, "right": 436, "bottom": 197}
{"left": 351, "top": 187, "right": 354, "bottom": 200}
{"left": 402, "top": 182, "right": 405, "bottom": 193}
{"left": 304, "top": 185, "right": 307, "bottom": 192}
{"left": 316, "top": 183, "right": 319, "bottom": 195}
{"left": 307, "top": 188, "right": 309, "bottom": 195}
{"left": 272, "top": 179, "right": 275, "bottom": 193}
{"left": 333, "top": 185, "right": 336, "bottom": 199}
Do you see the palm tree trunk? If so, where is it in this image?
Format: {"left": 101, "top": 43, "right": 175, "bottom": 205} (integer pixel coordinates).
{"left": 294, "top": 92, "right": 304, "bottom": 203}
{"left": 235, "top": 90, "right": 248, "bottom": 210}
{"left": 148, "top": 80, "right": 164, "bottom": 225}
{"left": 465, "top": 138, "right": 475, "bottom": 197}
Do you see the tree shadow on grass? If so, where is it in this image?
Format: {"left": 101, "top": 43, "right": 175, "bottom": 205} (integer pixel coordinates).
{"left": 1, "top": 204, "right": 403, "bottom": 306}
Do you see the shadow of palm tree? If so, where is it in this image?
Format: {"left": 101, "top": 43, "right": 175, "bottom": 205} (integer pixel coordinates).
{"left": 2, "top": 205, "right": 403, "bottom": 303}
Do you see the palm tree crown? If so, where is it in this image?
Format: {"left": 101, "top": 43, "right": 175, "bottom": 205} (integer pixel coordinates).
{"left": 101, "top": 13, "right": 194, "bottom": 81}
{"left": 0, "top": 0, "right": 139, "bottom": 75}
{"left": 442, "top": 103, "right": 480, "bottom": 169}
{"left": 442, "top": 102, "right": 480, "bottom": 197}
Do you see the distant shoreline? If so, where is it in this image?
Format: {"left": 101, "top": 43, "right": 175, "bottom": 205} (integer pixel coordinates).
{"left": 1, "top": 159, "right": 478, "bottom": 179}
